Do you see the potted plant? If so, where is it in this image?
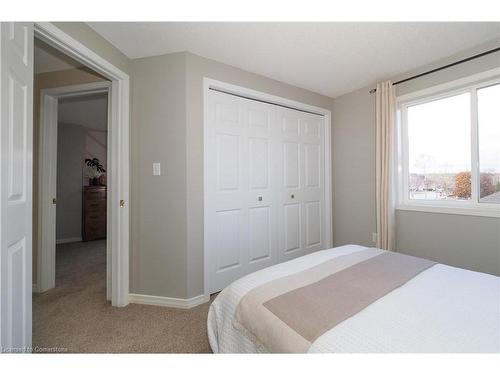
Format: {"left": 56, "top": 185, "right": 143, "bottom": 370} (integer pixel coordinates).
{"left": 85, "top": 158, "right": 106, "bottom": 186}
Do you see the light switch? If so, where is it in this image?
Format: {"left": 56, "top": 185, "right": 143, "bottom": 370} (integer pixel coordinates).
{"left": 153, "top": 162, "right": 161, "bottom": 176}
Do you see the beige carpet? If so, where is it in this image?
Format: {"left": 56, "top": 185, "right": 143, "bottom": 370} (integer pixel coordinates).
{"left": 33, "top": 240, "right": 213, "bottom": 353}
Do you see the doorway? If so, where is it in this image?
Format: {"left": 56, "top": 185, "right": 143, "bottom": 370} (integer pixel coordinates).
{"left": 34, "top": 23, "right": 130, "bottom": 308}
{"left": 36, "top": 74, "right": 111, "bottom": 300}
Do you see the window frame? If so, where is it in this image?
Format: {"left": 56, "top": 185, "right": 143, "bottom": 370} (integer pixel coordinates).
{"left": 396, "top": 69, "right": 500, "bottom": 218}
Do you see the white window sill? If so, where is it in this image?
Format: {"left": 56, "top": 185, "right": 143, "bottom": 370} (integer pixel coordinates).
{"left": 396, "top": 204, "right": 500, "bottom": 218}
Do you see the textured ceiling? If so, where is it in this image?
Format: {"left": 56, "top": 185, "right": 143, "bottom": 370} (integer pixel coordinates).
{"left": 88, "top": 22, "right": 499, "bottom": 97}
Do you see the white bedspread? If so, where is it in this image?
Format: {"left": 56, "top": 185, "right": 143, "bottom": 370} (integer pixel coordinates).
{"left": 207, "top": 245, "right": 500, "bottom": 353}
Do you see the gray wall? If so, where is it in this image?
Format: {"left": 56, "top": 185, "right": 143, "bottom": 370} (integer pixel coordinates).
{"left": 130, "top": 53, "right": 188, "bottom": 297}
{"left": 396, "top": 210, "right": 500, "bottom": 275}
{"left": 130, "top": 52, "right": 332, "bottom": 298}
{"left": 331, "top": 39, "right": 500, "bottom": 276}
{"left": 56, "top": 123, "right": 83, "bottom": 240}
{"left": 332, "top": 88, "right": 376, "bottom": 248}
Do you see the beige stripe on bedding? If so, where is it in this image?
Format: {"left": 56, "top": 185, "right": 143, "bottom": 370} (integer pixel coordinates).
{"left": 233, "top": 248, "right": 383, "bottom": 352}
{"left": 233, "top": 249, "right": 436, "bottom": 352}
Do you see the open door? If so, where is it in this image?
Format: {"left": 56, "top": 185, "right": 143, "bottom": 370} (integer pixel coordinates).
{"left": 0, "top": 22, "right": 33, "bottom": 352}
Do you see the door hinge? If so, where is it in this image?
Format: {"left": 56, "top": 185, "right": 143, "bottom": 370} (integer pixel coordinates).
{"left": 120, "top": 199, "right": 125, "bottom": 208}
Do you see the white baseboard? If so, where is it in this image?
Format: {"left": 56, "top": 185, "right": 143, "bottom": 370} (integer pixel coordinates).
{"left": 56, "top": 237, "right": 82, "bottom": 244}
{"left": 128, "top": 293, "right": 210, "bottom": 309}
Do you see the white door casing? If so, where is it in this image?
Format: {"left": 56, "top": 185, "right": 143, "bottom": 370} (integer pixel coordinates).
{"left": 34, "top": 23, "right": 130, "bottom": 307}
{"left": 0, "top": 22, "right": 34, "bottom": 352}
{"left": 204, "top": 80, "right": 331, "bottom": 294}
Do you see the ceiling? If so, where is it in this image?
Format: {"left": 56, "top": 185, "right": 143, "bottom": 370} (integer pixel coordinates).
{"left": 34, "top": 38, "right": 83, "bottom": 74}
{"left": 58, "top": 93, "right": 108, "bottom": 131}
{"left": 88, "top": 22, "right": 499, "bottom": 98}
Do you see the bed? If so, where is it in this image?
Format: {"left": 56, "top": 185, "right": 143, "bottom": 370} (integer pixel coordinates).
{"left": 207, "top": 244, "right": 500, "bottom": 353}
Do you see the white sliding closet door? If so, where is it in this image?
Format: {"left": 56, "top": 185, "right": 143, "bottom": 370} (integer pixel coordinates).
{"left": 205, "top": 89, "right": 326, "bottom": 294}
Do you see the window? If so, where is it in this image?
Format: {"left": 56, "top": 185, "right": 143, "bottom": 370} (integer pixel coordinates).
{"left": 398, "top": 75, "right": 500, "bottom": 217}
{"left": 478, "top": 84, "right": 500, "bottom": 203}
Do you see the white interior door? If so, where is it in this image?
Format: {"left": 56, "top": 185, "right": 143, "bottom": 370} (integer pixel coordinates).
{"left": 205, "top": 89, "right": 326, "bottom": 294}
{"left": 0, "top": 22, "right": 33, "bottom": 352}
{"left": 38, "top": 94, "right": 58, "bottom": 292}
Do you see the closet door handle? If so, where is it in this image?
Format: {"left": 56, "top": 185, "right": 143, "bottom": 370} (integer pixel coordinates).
{"left": 258, "top": 196, "right": 263, "bottom": 201}
{"left": 290, "top": 194, "right": 295, "bottom": 199}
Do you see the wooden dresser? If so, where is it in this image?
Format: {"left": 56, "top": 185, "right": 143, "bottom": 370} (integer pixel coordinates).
{"left": 82, "top": 186, "right": 107, "bottom": 241}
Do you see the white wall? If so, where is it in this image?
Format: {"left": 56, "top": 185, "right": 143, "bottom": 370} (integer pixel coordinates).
{"left": 331, "top": 39, "right": 500, "bottom": 276}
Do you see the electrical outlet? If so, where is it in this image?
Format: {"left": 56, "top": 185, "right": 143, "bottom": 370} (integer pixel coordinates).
{"left": 372, "top": 232, "right": 377, "bottom": 244}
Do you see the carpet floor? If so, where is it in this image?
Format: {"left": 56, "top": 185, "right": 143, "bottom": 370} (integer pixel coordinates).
{"left": 33, "top": 240, "right": 213, "bottom": 353}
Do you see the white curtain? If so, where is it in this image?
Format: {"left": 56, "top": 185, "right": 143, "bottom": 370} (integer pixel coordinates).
{"left": 375, "top": 81, "right": 396, "bottom": 251}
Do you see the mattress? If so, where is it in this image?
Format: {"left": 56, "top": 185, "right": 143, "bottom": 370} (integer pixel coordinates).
{"left": 207, "top": 245, "right": 500, "bottom": 353}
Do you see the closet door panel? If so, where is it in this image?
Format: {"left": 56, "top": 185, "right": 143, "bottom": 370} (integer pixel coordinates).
{"left": 301, "top": 113, "right": 325, "bottom": 253}
{"left": 305, "top": 201, "right": 321, "bottom": 247}
{"left": 248, "top": 137, "right": 269, "bottom": 190}
{"left": 244, "top": 100, "right": 278, "bottom": 273}
{"left": 283, "top": 203, "right": 301, "bottom": 252}
{"left": 216, "top": 134, "right": 241, "bottom": 191}
{"left": 283, "top": 142, "right": 300, "bottom": 189}
{"left": 248, "top": 206, "right": 272, "bottom": 263}
{"left": 304, "top": 143, "right": 320, "bottom": 188}
{"left": 215, "top": 209, "right": 244, "bottom": 271}
{"left": 278, "top": 108, "right": 306, "bottom": 261}
{"left": 207, "top": 91, "right": 248, "bottom": 293}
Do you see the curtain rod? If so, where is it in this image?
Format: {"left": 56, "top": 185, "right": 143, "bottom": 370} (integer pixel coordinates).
{"left": 369, "top": 46, "right": 500, "bottom": 94}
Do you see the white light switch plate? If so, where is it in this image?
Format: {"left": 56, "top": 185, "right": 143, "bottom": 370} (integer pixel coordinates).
{"left": 153, "top": 162, "right": 161, "bottom": 176}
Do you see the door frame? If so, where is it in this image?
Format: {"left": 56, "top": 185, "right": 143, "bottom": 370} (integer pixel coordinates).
{"left": 202, "top": 78, "right": 332, "bottom": 297}
{"left": 34, "top": 23, "right": 130, "bottom": 307}
{"left": 37, "top": 81, "right": 111, "bottom": 298}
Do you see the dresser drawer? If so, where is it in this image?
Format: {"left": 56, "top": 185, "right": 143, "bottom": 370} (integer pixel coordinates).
{"left": 84, "top": 200, "right": 106, "bottom": 212}
{"left": 85, "top": 212, "right": 106, "bottom": 222}
{"left": 84, "top": 188, "right": 106, "bottom": 200}
{"left": 83, "top": 186, "right": 107, "bottom": 241}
